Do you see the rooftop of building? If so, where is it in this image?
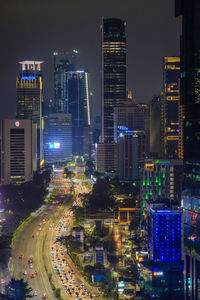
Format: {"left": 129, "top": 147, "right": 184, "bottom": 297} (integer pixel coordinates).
{"left": 146, "top": 201, "right": 181, "bottom": 213}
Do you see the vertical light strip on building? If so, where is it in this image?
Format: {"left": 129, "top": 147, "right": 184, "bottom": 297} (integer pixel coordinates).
{"left": 85, "top": 72, "right": 91, "bottom": 126}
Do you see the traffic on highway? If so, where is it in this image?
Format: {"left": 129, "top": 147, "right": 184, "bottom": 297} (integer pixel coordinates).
{"left": 11, "top": 168, "right": 99, "bottom": 300}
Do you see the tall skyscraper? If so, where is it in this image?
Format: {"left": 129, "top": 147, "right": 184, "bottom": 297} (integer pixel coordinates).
{"left": 176, "top": 2, "right": 200, "bottom": 299}
{"left": 163, "top": 57, "right": 180, "bottom": 159}
{"left": 0, "top": 119, "right": 37, "bottom": 185}
{"left": 66, "top": 70, "right": 91, "bottom": 156}
{"left": 54, "top": 55, "right": 74, "bottom": 113}
{"left": 53, "top": 54, "right": 91, "bottom": 156}
{"left": 16, "top": 61, "right": 43, "bottom": 165}
{"left": 101, "top": 18, "right": 126, "bottom": 142}
{"left": 176, "top": 0, "right": 200, "bottom": 185}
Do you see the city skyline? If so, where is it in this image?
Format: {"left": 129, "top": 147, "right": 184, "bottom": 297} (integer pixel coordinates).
{"left": 0, "top": 0, "right": 181, "bottom": 119}
{"left": 0, "top": 1, "right": 198, "bottom": 299}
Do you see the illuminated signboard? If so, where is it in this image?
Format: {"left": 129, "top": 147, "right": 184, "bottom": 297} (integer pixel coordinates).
{"left": 155, "top": 160, "right": 170, "bottom": 165}
{"left": 21, "top": 76, "right": 36, "bottom": 80}
{"left": 119, "top": 126, "right": 128, "bottom": 131}
{"left": 145, "top": 163, "right": 154, "bottom": 171}
{"left": 15, "top": 121, "right": 20, "bottom": 127}
{"left": 118, "top": 282, "right": 125, "bottom": 288}
{"left": 153, "top": 271, "right": 163, "bottom": 276}
{"left": 49, "top": 142, "right": 60, "bottom": 149}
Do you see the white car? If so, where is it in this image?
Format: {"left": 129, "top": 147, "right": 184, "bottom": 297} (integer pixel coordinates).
{"left": 33, "top": 290, "right": 37, "bottom": 296}
{"left": 24, "top": 270, "right": 27, "bottom": 275}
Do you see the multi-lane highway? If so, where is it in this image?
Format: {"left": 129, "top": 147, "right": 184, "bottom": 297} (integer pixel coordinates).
{"left": 11, "top": 168, "right": 100, "bottom": 300}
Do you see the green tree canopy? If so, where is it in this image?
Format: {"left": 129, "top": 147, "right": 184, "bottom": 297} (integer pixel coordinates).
{"left": 86, "top": 179, "right": 115, "bottom": 211}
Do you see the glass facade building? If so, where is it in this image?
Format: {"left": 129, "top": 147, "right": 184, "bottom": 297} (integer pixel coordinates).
{"left": 66, "top": 70, "right": 91, "bottom": 155}
{"left": 54, "top": 57, "right": 74, "bottom": 113}
{"left": 54, "top": 55, "right": 91, "bottom": 156}
{"left": 176, "top": 0, "right": 200, "bottom": 184}
{"left": 101, "top": 18, "right": 126, "bottom": 142}
{"left": 176, "top": 2, "right": 200, "bottom": 298}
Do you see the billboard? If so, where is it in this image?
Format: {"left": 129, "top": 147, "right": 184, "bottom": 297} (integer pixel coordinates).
{"left": 49, "top": 142, "right": 60, "bottom": 149}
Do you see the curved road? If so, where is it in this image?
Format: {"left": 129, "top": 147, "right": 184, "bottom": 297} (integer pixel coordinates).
{"left": 11, "top": 170, "right": 101, "bottom": 300}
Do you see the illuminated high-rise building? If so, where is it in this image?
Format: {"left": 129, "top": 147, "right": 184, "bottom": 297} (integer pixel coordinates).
{"left": 141, "top": 159, "right": 183, "bottom": 213}
{"left": 146, "top": 202, "right": 182, "bottom": 262}
{"left": 16, "top": 61, "right": 43, "bottom": 165}
{"left": 66, "top": 70, "right": 91, "bottom": 156}
{"left": 54, "top": 55, "right": 74, "bottom": 113}
{"left": 163, "top": 57, "right": 180, "bottom": 159}
{"left": 53, "top": 54, "right": 91, "bottom": 156}
{"left": 101, "top": 18, "right": 126, "bottom": 142}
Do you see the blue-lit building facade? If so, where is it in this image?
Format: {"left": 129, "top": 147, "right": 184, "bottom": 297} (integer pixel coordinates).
{"left": 139, "top": 202, "right": 184, "bottom": 298}
{"left": 147, "top": 203, "right": 182, "bottom": 262}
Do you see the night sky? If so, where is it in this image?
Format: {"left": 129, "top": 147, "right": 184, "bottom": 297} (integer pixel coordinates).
{"left": 0, "top": 0, "right": 181, "bottom": 120}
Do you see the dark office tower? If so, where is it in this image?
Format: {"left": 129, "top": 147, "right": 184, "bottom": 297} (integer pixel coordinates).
{"left": 101, "top": 17, "right": 126, "bottom": 142}
{"left": 16, "top": 61, "right": 43, "bottom": 165}
{"left": 176, "top": 0, "right": 200, "bottom": 184}
{"left": 163, "top": 57, "right": 180, "bottom": 159}
{"left": 150, "top": 94, "right": 163, "bottom": 158}
{"left": 67, "top": 70, "right": 91, "bottom": 156}
{"left": 54, "top": 54, "right": 74, "bottom": 113}
{"left": 117, "top": 132, "right": 138, "bottom": 181}
{"left": 113, "top": 102, "right": 150, "bottom": 162}
{"left": 175, "top": 2, "right": 200, "bottom": 299}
